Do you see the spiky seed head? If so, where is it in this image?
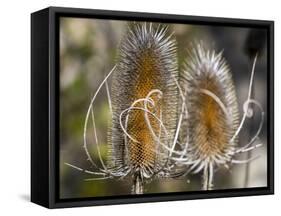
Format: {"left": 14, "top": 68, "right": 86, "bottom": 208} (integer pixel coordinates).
{"left": 108, "top": 23, "right": 178, "bottom": 179}
{"left": 181, "top": 43, "right": 239, "bottom": 170}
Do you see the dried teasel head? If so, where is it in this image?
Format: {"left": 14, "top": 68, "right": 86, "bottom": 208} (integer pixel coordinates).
{"left": 179, "top": 43, "right": 240, "bottom": 189}
{"left": 108, "top": 23, "right": 178, "bottom": 193}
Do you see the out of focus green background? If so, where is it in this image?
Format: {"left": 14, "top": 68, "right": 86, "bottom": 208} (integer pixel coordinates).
{"left": 60, "top": 17, "right": 268, "bottom": 199}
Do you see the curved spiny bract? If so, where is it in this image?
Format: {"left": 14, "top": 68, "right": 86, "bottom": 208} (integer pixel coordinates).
{"left": 108, "top": 23, "right": 178, "bottom": 192}
{"left": 180, "top": 43, "right": 239, "bottom": 189}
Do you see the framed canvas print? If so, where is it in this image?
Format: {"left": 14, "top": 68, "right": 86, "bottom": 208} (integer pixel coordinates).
{"left": 31, "top": 6, "right": 274, "bottom": 208}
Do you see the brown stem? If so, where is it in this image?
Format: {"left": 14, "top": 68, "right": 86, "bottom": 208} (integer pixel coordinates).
{"left": 132, "top": 172, "right": 144, "bottom": 194}
{"left": 203, "top": 164, "right": 213, "bottom": 190}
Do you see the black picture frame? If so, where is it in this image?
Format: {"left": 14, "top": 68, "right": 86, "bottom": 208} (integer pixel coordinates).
{"left": 31, "top": 6, "right": 274, "bottom": 208}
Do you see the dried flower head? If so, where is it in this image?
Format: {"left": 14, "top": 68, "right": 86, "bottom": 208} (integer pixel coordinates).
{"left": 65, "top": 23, "right": 179, "bottom": 195}
{"left": 179, "top": 43, "right": 240, "bottom": 189}
{"left": 175, "top": 43, "right": 264, "bottom": 190}
{"left": 109, "top": 23, "right": 178, "bottom": 193}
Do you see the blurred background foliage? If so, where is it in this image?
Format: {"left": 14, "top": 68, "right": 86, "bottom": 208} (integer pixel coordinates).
{"left": 60, "top": 17, "right": 268, "bottom": 199}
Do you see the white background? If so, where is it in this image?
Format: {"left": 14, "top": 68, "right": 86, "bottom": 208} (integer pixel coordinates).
{"left": 0, "top": 0, "right": 278, "bottom": 215}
